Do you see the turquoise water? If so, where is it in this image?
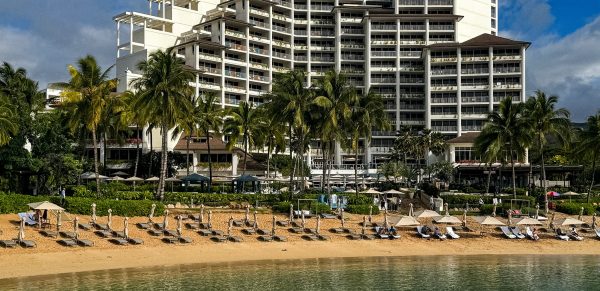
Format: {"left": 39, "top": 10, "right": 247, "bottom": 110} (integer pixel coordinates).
{"left": 2, "top": 255, "right": 600, "bottom": 290}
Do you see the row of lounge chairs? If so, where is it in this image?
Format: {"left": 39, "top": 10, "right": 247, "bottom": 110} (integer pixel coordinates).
{"left": 416, "top": 226, "right": 460, "bottom": 240}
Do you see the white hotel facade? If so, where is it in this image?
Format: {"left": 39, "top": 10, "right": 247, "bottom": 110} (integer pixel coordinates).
{"left": 112, "top": 0, "right": 528, "bottom": 176}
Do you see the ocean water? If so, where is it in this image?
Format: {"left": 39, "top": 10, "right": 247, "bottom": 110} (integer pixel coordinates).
{"left": 2, "top": 255, "right": 600, "bottom": 290}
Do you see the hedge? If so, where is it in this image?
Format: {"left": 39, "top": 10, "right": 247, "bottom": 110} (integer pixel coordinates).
{"left": 480, "top": 204, "right": 537, "bottom": 216}
{"left": 347, "top": 204, "right": 380, "bottom": 215}
{"left": 442, "top": 194, "right": 536, "bottom": 206}
{"left": 0, "top": 194, "right": 164, "bottom": 217}
{"left": 555, "top": 202, "right": 597, "bottom": 215}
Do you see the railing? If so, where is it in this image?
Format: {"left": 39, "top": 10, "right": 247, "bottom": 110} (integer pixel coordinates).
{"left": 400, "top": 93, "right": 424, "bottom": 99}
{"left": 311, "top": 46, "right": 335, "bottom": 51}
{"left": 249, "top": 34, "right": 268, "bottom": 42}
{"left": 340, "top": 68, "right": 365, "bottom": 74}
{"left": 371, "top": 78, "right": 396, "bottom": 83}
{"left": 462, "top": 69, "right": 489, "bottom": 75}
{"left": 311, "top": 19, "right": 334, "bottom": 25}
{"left": 462, "top": 83, "right": 489, "bottom": 89}
{"left": 372, "top": 25, "right": 397, "bottom": 30}
{"left": 431, "top": 126, "right": 457, "bottom": 131}
{"left": 431, "top": 57, "right": 458, "bottom": 62}
{"left": 399, "top": 25, "right": 425, "bottom": 30}
{"left": 431, "top": 98, "right": 457, "bottom": 103}
{"left": 494, "top": 96, "right": 521, "bottom": 102}
{"left": 400, "top": 104, "right": 425, "bottom": 110}
{"left": 399, "top": 0, "right": 424, "bottom": 5}
{"left": 493, "top": 55, "right": 521, "bottom": 60}
{"left": 250, "top": 62, "right": 269, "bottom": 69}
{"left": 249, "top": 47, "right": 267, "bottom": 55}
{"left": 372, "top": 51, "right": 396, "bottom": 57}
{"left": 342, "top": 29, "right": 363, "bottom": 34}
{"left": 224, "top": 84, "right": 246, "bottom": 93}
{"left": 273, "top": 66, "right": 289, "bottom": 72}
{"left": 227, "top": 43, "right": 246, "bottom": 51}
{"left": 431, "top": 86, "right": 458, "bottom": 91}
{"left": 462, "top": 126, "right": 483, "bottom": 131}
{"left": 311, "top": 4, "right": 334, "bottom": 11}
{"left": 429, "top": 25, "right": 454, "bottom": 30}
{"left": 294, "top": 55, "right": 308, "bottom": 61}
{"left": 225, "top": 98, "right": 241, "bottom": 105}
{"left": 371, "top": 40, "right": 398, "bottom": 45}
{"left": 249, "top": 74, "right": 270, "bottom": 82}
{"left": 224, "top": 70, "right": 246, "bottom": 78}
{"left": 341, "top": 55, "right": 364, "bottom": 60}
{"left": 311, "top": 30, "right": 335, "bottom": 36}
{"left": 198, "top": 53, "right": 221, "bottom": 61}
{"left": 249, "top": 20, "right": 268, "bottom": 28}
{"left": 272, "top": 25, "right": 291, "bottom": 33}
{"left": 431, "top": 69, "right": 457, "bottom": 75}
{"left": 379, "top": 93, "right": 396, "bottom": 98}
{"left": 294, "top": 4, "right": 307, "bottom": 9}
{"left": 272, "top": 13, "right": 290, "bottom": 22}
{"left": 198, "top": 67, "right": 221, "bottom": 74}
{"left": 399, "top": 40, "right": 425, "bottom": 45}
{"left": 461, "top": 97, "right": 489, "bottom": 103}
{"left": 273, "top": 40, "right": 291, "bottom": 48}
{"left": 462, "top": 110, "right": 489, "bottom": 115}
{"left": 399, "top": 78, "right": 424, "bottom": 83}
{"left": 400, "top": 51, "right": 421, "bottom": 57}
{"left": 294, "top": 30, "right": 308, "bottom": 35}
{"left": 272, "top": 51, "right": 291, "bottom": 59}
{"left": 494, "top": 83, "right": 522, "bottom": 89}
{"left": 494, "top": 68, "right": 521, "bottom": 74}
{"left": 340, "top": 17, "right": 362, "bottom": 23}
{"left": 312, "top": 57, "right": 335, "bottom": 62}
{"left": 225, "top": 30, "right": 245, "bottom": 38}
{"left": 461, "top": 56, "right": 489, "bottom": 62}
{"left": 249, "top": 8, "right": 269, "bottom": 17}
{"left": 340, "top": 44, "right": 364, "bottom": 49}
{"left": 429, "top": 0, "right": 453, "bottom": 5}
{"left": 272, "top": 0, "right": 291, "bottom": 7}
{"left": 295, "top": 19, "right": 309, "bottom": 24}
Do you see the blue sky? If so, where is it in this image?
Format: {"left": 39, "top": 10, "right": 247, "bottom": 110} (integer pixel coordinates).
{"left": 0, "top": 0, "right": 599, "bottom": 121}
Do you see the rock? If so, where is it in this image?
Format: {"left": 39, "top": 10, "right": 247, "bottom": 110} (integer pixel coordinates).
{"left": 175, "top": 202, "right": 182, "bottom": 208}
{"left": 167, "top": 204, "right": 175, "bottom": 209}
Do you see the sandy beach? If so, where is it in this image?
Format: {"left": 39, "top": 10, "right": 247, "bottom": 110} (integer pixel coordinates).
{"left": 1, "top": 211, "right": 599, "bottom": 280}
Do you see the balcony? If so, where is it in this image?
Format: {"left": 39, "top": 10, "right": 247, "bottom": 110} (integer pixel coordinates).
{"left": 399, "top": 25, "right": 425, "bottom": 31}
{"left": 294, "top": 55, "right": 308, "bottom": 61}
{"left": 461, "top": 56, "right": 490, "bottom": 62}
{"left": 429, "top": 25, "right": 454, "bottom": 31}
{"left": 249, "top": 47, "right": 267, "bottom": 56}
{"left": 493, "top": 55, "right": 521, "bottom": 61}
{"left": 398, "top": 0, "right": 424, "bottom": 5}
{"left": 372, "top": 51, "right": 396, "bottom": 57}
{"left": 431, "top": 85, "right": 458, "bottom": 91}
{"left": 227, "top": 43, "right": 247, "bottom": 51}
{"left": 198, "top": 53, "right": 222, "bottom": 62}
{"left": 198, "top": 67, "right": 221, "bottom": 74}
{"left": 371, "top": 78, "right": 396, "bottom": 83}
{"left": 272, "top": 25, "right": 292, "bottom": 34}
{"left": 224, "top": 70, "right": 246, "bottom": 79}
{"left": 399, "top": 78, "right": 424, "bottom": 84}
{"left": 249, "top": 8, "right": 269, "bottom": 17}
{"left": 295, "top": 19, "right": 309, "bottom": 24}
{"left": 371, "top": 40, "right": 397, "bottom": 45}
{"left": 461, "top": 84, "right": 490, "bottom": 90}
{"left": 399, "top": 66, "right": 425, "bottom": 72}
{"left": 462, "top": 69, "right": 489, "bottom": 75}
{"left": 311, "top": 30, "right": 335, "bottom": 37}
{"left": 431, "top": 69, "right": 457, "bottom": 75}
{"left": 224, "top": 84, "right": 246, "bottom": 93}
{"left": 225, "top": 30, "right": 245, "bottom": 39}
{"left": 371, "top": 67, "right": 396, "bottom": 72}
{"left": 249, "top": 34, "right": 269, "bottom": 43}
{"left": 400, "top": 51, "right": 421, "bottom": 57}
{"left": 311, "top": 19, "right": 334, "bottom": 25}
{"left": 429, "top": 0, "right": 453, "bottom": 5}
{"left": 340, "top": 17, "right": 362, "bottom": 23}
{"left": 273, "top": 40, "right": 291, "bottom": 48}
{"left": 225, "top": 98, "right": 241, "bottom": 105}
{"left": 340, "top": 43, "right": 364, "bottom": 49}
{"left": 250, "top": 62, "right": 269, "bottom": 70}
{"left": 311, "top": 46, "right": 335, "bottom": 51}
{"left": 431, "top": 57, "right": 457, "bottom": 63}
{"left": 312, "top": 56, "right": 335, "bottom": 62}
{"left": 379, "top": 93, "right": 396, "bottom": 99}
{"left": 340, "top": 68, "right": 365, "bottom": 74}
{"left": 249, "top": 19, "right": 268, "bottom": 29}
{"left": 401, "top": 93, "right": 425, "bottom": 99}
{"left": 273, "top": 66, "right": 290, "bottom": 73}
{"left": 462, "top": 126, "right": 483, "bottom": 132}
{"left": 431, "top": 112, "right": 457, "bottom": 118}
{"left": 461, "top": 97, "right": 489, "bottom": 103}
{"left": 431, "top": 126, "right": 457, "bottom": 132}
{"left": 342, "top": 28, "right": 363, "bottom": 34}
{"left": 371, "top": 25, "right": 397, "bottom": 30}
{"left": 311, "top": 4, "right": 334, "bottom": 11}
{"left": 399, "top": 40, "right": 425, "bottom": 45}
{"left": 431, "top": 98, "right": 457, "bottom": 104}
{"left": 400, "top": 104, "right": 425, "bottom": 110}
{"left": 249, "top": 74, "right": 270, "bottom": 82}
{"left": 493, "top": 68, "right": 521, "bottom": 74}
{"left": 294, "top": 4, "right": 307, "bottom": 9}
{"left": 494, "top": 83, "right": 522, "bottom": 90}
{"left": 199, "top": 81, "right": 220, "bottom": 90}
{"left": 273, "top": 13, "right": 291, "bottom": 22}
{"left": 272, "top": 51, "right": 291, "bottom": 59}
{"left": 273, "top": 0, "right": 292, "bottom": 7}
{"left": 341, "top": 55, "right": 364, "bottom": 61}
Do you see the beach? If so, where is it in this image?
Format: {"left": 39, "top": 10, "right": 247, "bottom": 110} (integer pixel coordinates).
{"left": 1, "top": 211, "right": 600, "bottom": 280}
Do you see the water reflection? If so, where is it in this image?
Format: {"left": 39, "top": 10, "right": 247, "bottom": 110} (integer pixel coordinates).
{"left": 2, "top": 255, "right": 600, "bottom": 290}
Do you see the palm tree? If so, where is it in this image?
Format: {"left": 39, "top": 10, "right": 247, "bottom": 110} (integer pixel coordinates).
{"left": 576, "top": 112, "right": 600, "bottom": 202}
{"left": 131, "top": 50, "right": 194, "bottom": 200}
{"left": 121, "top": 90, "right": 148, "bottom": 178}
{"left": 475, "top": 96, "right": 531, "bottom": 198}
{"left": 266, "top": 70, "right": 313, "bottom": 190}
{"left": 313, "top": 70, "right": 357, "bottom": 194}
{"left": 345, "top": 89, "right": 390, "bottom": 195}
{"left": 419, "top": 129, "right": 447, "bottom": 181}
{"left": 256, "top": 107, "right": 287, "bottom": 181}
{"left": 224, "top": 101, "right": 263, "bottom": 175}
{"left": 61, "top": 55, "right": 116, "bottom": 196}
{"left": 0, "top": 94, "right": 18, "bottom": 146}
{"left": 195, "top": 92, "right": 224, "bottom": 190}
{"left": 524, "top": 90, "right": 571, "bottom": 212}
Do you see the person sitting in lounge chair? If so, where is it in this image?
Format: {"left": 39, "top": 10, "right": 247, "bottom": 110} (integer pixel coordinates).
{"left": 421, "top": 225, "right": 431, "bottom": 235}
{"left": 532, "top": 228, "right": 540, "bottom": 241}
{"left": 433, "top": 227, "right": 446, "bottom": 240}
{"left": 569, "top": 227, "right": 583, "bottom": 241}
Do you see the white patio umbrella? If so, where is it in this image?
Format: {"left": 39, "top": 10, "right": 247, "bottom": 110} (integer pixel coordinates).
{"left": 578, "top": 207, "right": 584, "bottom": 221}
{"left": 316, "top": 216, "right": 322, "bottom": 235}
{"left": 57, "top": 210, "right": 62, "bottom": 232}
{"left": 163, "top": 210, "right": 169, "bottom": 230}
{"left": 368, "top": 205, "right": 373, "bottom": 223}
{"left": 208, "top": 210, "right": 213, "bottom": 229}
{"left": 145, "top": 176, "right": 160, "bottom": 182}
{"left": 514, "top": 217, "right": 542, "bottom": 226}
{"left": 433, "top": 203, "right": 462, "bottom": 225}
{"left": 394, "top": 216, "right": 420, "bottom": 227}
{"left": 149, "top": 204, "right": 156, "bottom": 222}
{"left": 107, "top": 209, "right": 113, "bottom": 230}
{"left": 474, "top": 216, "right": 505, "bottom": 226}
{"left": 91, "top": 203, "right": 97, "bottom": 224}
{"left": 289, "top": 203, "right": 294, "bottom": 222}
{"left": 555, "top": 217, "right": 585, "bottom": 226}
{"left": 177, "top": 215, "right": 183, "bottom": 237}
{"left": 301, "top": 211, "right": 306, "bottom": 229}
{"left": 361, "top": 188, "right": 382, "bottom": 195}
{"left": 124, "top": 217, "right": 129, "bottom": 240}
{"left": 200, "top": 204, "right": 205, "bottom": 223}
{"left": 125, "top": 176, "right": 144, "bottom": 190}
{"left": 253, "top": 211, "right": 258, "bottom": 229}
{"left": 27, "top": 201, "right": 64, "bottom": 211}
{"left": 414, "top": 209, "right": 441, "bottom": 219}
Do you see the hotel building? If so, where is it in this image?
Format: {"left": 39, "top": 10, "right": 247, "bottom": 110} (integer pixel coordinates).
{"left": 112, "top": 0, "right": 528, "bottom": 176}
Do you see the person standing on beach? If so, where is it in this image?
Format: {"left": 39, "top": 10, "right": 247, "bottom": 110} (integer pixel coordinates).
{"left": 60, "top": 187, "right": 66, "bottom": 206}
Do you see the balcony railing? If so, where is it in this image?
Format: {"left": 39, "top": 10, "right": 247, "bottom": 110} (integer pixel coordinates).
{"left": 198, "top": 67, "right": 221, "bottom": 74}
{"left": 227, "top": 43, "right": 246, "bottom": 51}
{"left": 461, "top": 56, "right": 489, "bottom": 62}
{"left": 401, "top": 93, "right": 425, "bottom": 99}
{"left": 294, "top": 4, "right": 307, "bottom": 9}
{"left": 431, "top": 57, "right": 458, "bottom": 62}
{"left": 462, "top": 126, "right": 483, "bottom": 131}
{"left": 400, "top": 51, "right": 421, "bottom": 57}
{"left": 494, "top": 83, "right": 522, "bottom": 89}
{"left": 249, "top": 8, "right": 269, "bottom": 17}
{"left": 431, "top": 69, "right": 457, "bottom": 75}
{"left": 294, "top": 55, "right": 308, "bottom": 61}
{"left": 249, "top": 74, "right": 270, "bottom": 82}
{"left": 462, "top": 69, "right": 489, "bottom": 75}
{"left": 431, "top": 126, "right": 457, "bottom": 132}
{"left": 272, "top": 51, "right": 291, "bottom": 59}
{"left": 372, "top": 51, "right": 396, "bottom": 57}
{"left": 250, "top": 62, "right": 268, "bottom": 69}
{"left": 400, "top": 104, "right": 425, "bottom": 110}
{"left": 340, "top": 44, "right": 364, "bottom": 49}
{"left": 225, "top": 30, "right": 245, "bottom": 38}
{"left": 249, "top": 20, "right": 268, "bottom": 28}
{"left": 272, "top": 0, "right": 292, "bottom": 7}
{"left": 273, "top": 40, "right": 291, "bottom": 48}
{"left": 311, "top": 30, "right": 335, "bottom": 36}
{"left": 312, "top": 57, "right": 335, "bottom": 62}
{"left": 224, "top": 70, "right": 246, "bottom": 78}
{"left": 294, "top": 30, "right": 308, "bottom": 35}
{"left": 311, "top": 4, "right": 334, "bottom": 11}
{"left": 429, "top": 25, "right": 454, "bottom": 31}
{"left": 198, "top": 53, "right": 221, "bottom": 62}
{"left": 429, "top": 0, "right": 453, "bottom": 5}
{"left": 342, "top": 29, "right": 363, "bottom": 34}
{"left": 399, "top": 78, "right": 424, "bottom": 83}
{"left": 311, "top": 19, "right": 334, "bottom": 25}
{"left": 493, "top": 68, "right": 521, "bottom": 74}
{"left": 272, "top": 25, "right": 291, "bottom": 33}
{"left": 371, "top": 78, "right": 396, "bottom": 83}
{"left": 399, "top": 25, "right": 425, "bottom": 30}
{"left": 249, "top": 47, "right": 267, "bottom": 55}
{"left": 372, "top": 25, "right": 397, "bottom": 30}
{"left": 399, "top": 0, "right": 424, "bottom": 5}
{"left": 341, "top": 55, "right": 364, "bottom": 60}
{"left": 461, "top": 97, "right": 489, "bottom": 103}
{"left": 340, "top": 17, "right": 362, "bottom": 23}
{"left": 431, "top": 98, "right": 457, "bottom": 103}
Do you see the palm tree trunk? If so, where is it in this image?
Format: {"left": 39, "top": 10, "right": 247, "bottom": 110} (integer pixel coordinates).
{"left": 206, "top": 131, "right": 213, "bottom": 192}
{"left": 158, "top": 125, "right": 168, "bottom": 201}
{"left": 243, "top": 136, "right": 248, "bottom": 175}
{"left": 355, "top": 146, "right": 359, "bottom": 196}
{"left": 540, "top": 139, "right": 549, "bottom": 212}
{"left": 267, "top": 143, "right": 271, "bottom": 180}
{"left": 149, "top": 130, "right": 154, "bottom": 177}
{"left": 133, "top": 125, "right": 140, "bottom": 178}
{"left": 91, "top": 128, "right": 101, "bottom": 197}
{"left": 588, "top": 151, "right": 597, "bottom": 203}
{"left": 486, "top": 163, "right": 492, "bottom": 193}
{"left": 288, "top": 126, "right": 294, "bottom": 191}
{"left": 321, "top": 144, "right": 327, "bottom": 192}
{"left": 186, "top": 132, "right": 191, "bottom": 177}
{"left": 510, "top": 142, "right": 517, "bottom": 199}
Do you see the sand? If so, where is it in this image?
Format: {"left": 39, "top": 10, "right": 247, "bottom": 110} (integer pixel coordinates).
{"left": 1, "top": 210, "right": 599, "bottom": 280}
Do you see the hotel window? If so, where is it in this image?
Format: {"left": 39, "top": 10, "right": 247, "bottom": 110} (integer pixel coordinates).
{"left": 455, "top": 147, "right": 480, "bottom": 163}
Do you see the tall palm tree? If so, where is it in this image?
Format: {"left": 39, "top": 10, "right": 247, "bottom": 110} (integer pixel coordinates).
{"left": 256, "top": 107, "right": 287, "bottom": 181}
{"left": 345, "top": 89, "right": 390, "bottom": 195}
{"left": 0, "top": 94, "right": 18, "bottom": 146}
{"left": 266, "top": 70, "right": 313, "bottom": 190}
{"left": 61, "top": 55, "right": 116, "bottom": 196}
{"left": 195, "top": 92, "right": 224, "bottom": 190}
{"left": 131, "top": 49, "right": 194, "bottom": 200}
{"left": 121, "top": 90, "right": 149, "bottom": 178}
{"left": 313, "top": 70, "right": 357, "bottom": 194}
{"left": 224, "top": 101, "right": 263, "bottom": 175}
{"left": 524, "top": 90, "right": 571, "bottom": 212}
{"left": 576, "top": 112, "right": 600, "bottom": 202}
{"left": 475, "top": 96, "right": 531, "bottom": 198}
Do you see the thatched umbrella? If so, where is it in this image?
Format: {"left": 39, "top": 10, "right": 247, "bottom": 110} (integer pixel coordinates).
{"left": 208, "top": 210, "right": 213, "bottom": 229}
{"left": 253, "top": 211, "right": 259, "bottom": 229}
{"left": 578, "top": 207, "right": 584, "bottom": 221}
{"left": 514, "top": 217, "right": 542, "bottom": 226}
{"left": 74, "top": 216, "right": 79, "bottom": 240}
{"left": 507, "top": 211, "right": 512, "bottom": 226}
{"left": 107, "top": 209, "right": 113, "bottom": 230}
{"left": 163, "top": 210, "right": 169, "bottom": 230}
{"left": 245, "top": 205, "right": 250, "bottom": 223}
{"left": 409, "top": 203, "right": 414, "bottom": 217}
{"left": 91, "top": 203, "right": 97, "bottom": 224}
{"left": 57, "top": 210, "right": 62, "bottom": 232}
{"left": 289, "top": 204, "right": 294, "bottom": 222}
{"left": 200, "top": 204, "right": 205, "bottom": 223}
{"left": 340, "top": 209, "right": 345, "bottom": 228}
{"left": 18, "top": 217, "right": 25, "bottom": 243}
{"left": 272, "top": 215, "right": 276, "bottom": 236}
{"left": 177, "top": 215, "right": 183, "bottom": 237}
{"left": 362, "top": 216, "right": 366, "bottom": 235}
{"left": 535, "top": 204, "right": 540, "bottom": 219}
{"left": 301, "top": 211, "right": 306, "bottom": 229}
{"left": 124, "top": 217, "right": 130, "bottom": 239}
{"left": 492, "top": 204, "right": 497, "bottom": 217}
{"left": 149, "top": 204, "right": 156, "bottom": 222}
{"left": 316, "top": 216, "right": 322, "bottom": 235}
{"left": 593, "top": 213, "right": 597, "bottom": 229}
{"left": 368, "top": 205, "right": 373, "bottom": 223}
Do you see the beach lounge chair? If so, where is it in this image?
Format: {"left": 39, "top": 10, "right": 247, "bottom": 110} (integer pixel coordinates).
{"left": 320, "top": 213, "right": 337, "bottom": 219}
{"left": 500, "top": 226, "right": 517, "bottom": 239}
{"left": 510, "top": 227, "right": 526, "bottom": 239}
{"left": 329, "top": 228, "right": 345, "bottom": 234}
{"left": 258, "top": 235, "right": 273, "bottom": 242}
{"left": 446, "top": 227, "right": 460, "bottom": 239}
{"left": 76, "top": 239, "right": 93, "bottom": 247}
{"left": 136, "top": 222, "right": 151, "bottom": 229}
{"left": 18, "top": 240, "right": 36, "bottom": 248}
{"left": 390, "top": 231, "right": 401, "bottom": 240}
{"left": 212, "top": 230, "right": 224, "bottom": 236}
{"left": 232, "top": 220, "right": 244, "bottom": 227}
{"left": 162, "top": 237, "right": 178, "bottom": 244}
{"left": 245, "top": 220, "right": 255, "bottom": 227}
{"left": 198, "top": 229, "right": 212, "bottom": 236}
{"left": 163, "top": 229, "right": 178, "bottom": 237}
{"left": 185, "top": 222, "right": 199, "bottom": 230}
{"left": 556, "top": 229, "right": 570, "bottom": 241}
{"left": 525, "top": 227, "right": 539, "bottom": 241}
{"left": 178, "top": 236, "right": 193, "bottom": 244}
{"left": 40, "top": 230, "right": 58, "bottom": 238}
{"left": 316, "top": 234, "right": 330, "bottom": 241}
{"left": 94, "top": 230, "right": 113, "bottom": 238}
{"left": 242, "top": 228, "right": 256, "bottom": 235}
{"left": 153, "top": 223, "right": 164, "bottom": 229}
{"left": 569, "top": 232, "right": 584, "bottom": 241}
{"left": 288, "top": 227, "right": 304, "bottom": 234}
{"left": 188, "top": 214, "right": 200, "bottom": 221}
{"left": 228, "top": 236, "right": 243, "bottom": 242}
{"left": 60, "top": 231, "right": 77, "bottom": 239}
{"left": 276, "top": 220, "right": 289, "bottom": 227}
{"left": 347, "top": 233, "right": 362, "bottom": 240}
{"left": 291, "top": 221, "right": 301, "bottom": 228}
{"left": 210, "top": 236, "right": 227, "bottom": 243}
{"left": 18, "top": 213, "right": 37, "bottom": 226}
{"left": 148, "top": 229, "right": 162, "bottom": 236}
{"left": 109, "top": 238, "right": 129, "bottom": 245}
{"left": 0, "top": 240, "right": 17, "bottom": 248}
{"left": 112, "top": 230, "right": 126, "bottom": 238}
{"left": 361, "top": 234, "right": 375, "bottom": 240}
{"left": 78, "top": 223, "right": 93, "bottom": 231}
{"left": 57, "top": 239, "right": 77, "bottom": 247}
{"left": 375, "top": 233, "right": 389, "bottom": 239}
{"left": 128, "top": 237, "right": 144, "bottom": 245}
{"left": 94, "top": 223, "right": 109, "bottom": 231}
{"left": 257, "top": 229, "right": 272, "bottom": 236}
{"left": 304, "top": 228, "right": 317, "bottom": 234}
{"left": 433, "top": 231, "right": 447, "bottom": 240}
{"left": 416, "top": 226, "right": 431, "bottom": 239}
{"left": 301, "top": 234, "right": 319, "bottom": 241}
{"left": 595, "top": 229, "right": 600, "bottom": 240}
{"left": 273, "top": 235, "right": 287, "bottom": 242}
{"left": 199, "top": 222, "right": 211, "bottom": 229}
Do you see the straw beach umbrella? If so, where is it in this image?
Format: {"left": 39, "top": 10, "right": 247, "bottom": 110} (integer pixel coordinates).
{"left": 475, "top": 216, "right": 505, "bottom": 235}
{"left": 272, "top": 215, "right": 276, "bottom": 236}
{"left": 301, "top": 211, "right": 306, "bottom": 229}
{"left": 368, "top": 205, "right": 373, "bottom": 223}
{"left": 163, "top": 210, "right": 169, "bottom": 230}
{"left": 514, "top": 217, "right": 542, "bottom": 226}
{"left": 208, "top": 210, "right": 213, "bottom": 229}
{"left": 414, "top": 209, "right": 440, "bottom": 219}
{"left": 462, "top": 209, "right": 467, "bottom": 228}
{"left": 316, "top": 216, "right": 322, "bottom": 234}
{"left": 200, "top": 204, "right": 205, "bottom": 223}
{"left": 57, "top": 210, "right": 62, "bottom": 232}
{"left": 289, "top": 204, "right": 294, "bottom": 222}
{"left": 245, "top": 205, "right": 250, "bottom": 224}
{"left": 91, "top": 203, "right": 97, "bottom": 224}
{"left": 340, "top": 209, "right": 345, "bottom": 228}
{"left": 362, "top": 216, "right": 367, "bottom": 235}
{"left": 149, "top": 204, "right": 156, "bottom": 222}
{"left": 177, "top": 215, "right": 183, "bottom": 237}
{"left": 124, "top": 217, "right": 129, "bottom": 240}
{"left": 18, "top": 217, "right": 25, "bottom": 243}
{"left": 556, "top": 217, "right": 585, "bottom": 226}
{"left": 394, "top": 215, "right": 419, "bottom": 227}
{"left": 433, "top": 203, "right": 462, "bottom": 225}
{"left": 383, "top": 209, "right": 389, "bottom": 229}
{"left": 578, "top": 207, "right": 584, "bottom": 221}
{"left": 107, "top": 209, "right": 113, "bottom": 230}
{"left": 253, "top": 211, "right": 258, "bottom": 229}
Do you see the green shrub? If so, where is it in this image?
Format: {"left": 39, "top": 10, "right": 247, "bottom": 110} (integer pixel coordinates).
{"left": 0, "top": 194, "right": 54, "bottom": 214}
{"left": 72, "top": 186, "right": 92, "bottom": 197}
{"left": 555, "top": 202, "right": 597, "bottom": 215}
{"left": 60, "top": 197, "right": 165, "bottom": 217}
{"left": 347, "top": 204, "right": 380, "bottom": 215}
{"left": 347, "top": 195, "right": 372, "bottom": 205}
{"left": 273, "top": 201, "right": 292, "bottom": 213}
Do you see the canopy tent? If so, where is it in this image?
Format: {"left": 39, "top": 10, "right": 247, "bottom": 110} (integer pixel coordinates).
{"left": 181, "top": 173, "right": 210, "bottom": 191}
{"left": 232, "top": 175, "right": 261, "bottom": 193}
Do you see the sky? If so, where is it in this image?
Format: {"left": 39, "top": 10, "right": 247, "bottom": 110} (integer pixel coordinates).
{"left": 0, "top": 0, "right": 599, "bottom": 121}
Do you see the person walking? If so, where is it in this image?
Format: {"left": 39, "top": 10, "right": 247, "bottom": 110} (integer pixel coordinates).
{"left": 60, "top": 187, "right": 66, "bottom": 206}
